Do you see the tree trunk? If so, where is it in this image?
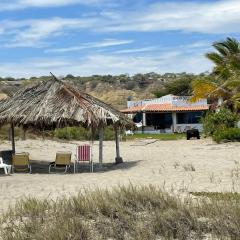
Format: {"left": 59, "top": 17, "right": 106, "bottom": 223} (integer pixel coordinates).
{"left": 11, "top": 122, "right": 15, "bottom": 154}
{"left": 99, "top": 126, "right": 104, "bottom": 167}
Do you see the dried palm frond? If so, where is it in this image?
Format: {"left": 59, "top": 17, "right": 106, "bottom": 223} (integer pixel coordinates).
{"left": 0, "top": 76, "right": 132, "bottom": 130}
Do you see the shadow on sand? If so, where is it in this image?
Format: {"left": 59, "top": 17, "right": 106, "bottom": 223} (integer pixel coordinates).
{"left": 3, "top": 159, "right": 142, "bottom": 175}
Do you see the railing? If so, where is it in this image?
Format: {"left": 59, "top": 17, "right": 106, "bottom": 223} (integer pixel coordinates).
{"left": 127, "top": 95, "right": 207, "bottom": 108}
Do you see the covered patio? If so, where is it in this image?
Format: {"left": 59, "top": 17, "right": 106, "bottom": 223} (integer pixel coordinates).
{"left": 0, "top": 74, "right": 132, "bottom": 170}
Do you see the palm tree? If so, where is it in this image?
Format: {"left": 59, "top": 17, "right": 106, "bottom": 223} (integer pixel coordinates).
{"left": 191, "top": 38, "right": 240, "bottom": 111}
{"left": 206, "top": 37, "right": 240, "bottom": 79}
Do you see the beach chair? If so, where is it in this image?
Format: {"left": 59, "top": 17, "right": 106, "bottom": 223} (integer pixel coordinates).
{"left": 74, "top": 145, "right": 93, "bottom": 173}
{"left": 49, "top": 152, "right": 71, "bottom": 174}
{"left": 12, "top": 153, "right": 31, "bottom": 173}
{"left": 0, "top": 157, "right": 11, "bottom": 175}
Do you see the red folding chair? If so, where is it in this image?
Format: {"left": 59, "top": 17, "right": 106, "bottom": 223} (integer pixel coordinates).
{"left": 74, "top": 145, "right": 93, "bottom": 173}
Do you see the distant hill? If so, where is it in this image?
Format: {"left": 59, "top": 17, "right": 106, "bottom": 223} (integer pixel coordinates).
{"left": 0, "top": 72, "right": 206, "bottom": 109}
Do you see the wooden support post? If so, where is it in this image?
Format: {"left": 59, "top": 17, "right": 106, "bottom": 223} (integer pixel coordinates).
{"left": 142, "top": 112, "right": 146, "bottom": 134}
{"left": 99, "top": 126, "right": 103, "bottom": 167}
{"left": 11, "top": 122, "right": 15, "bottom": 154}
{"left": 172, "top": 112, "right": 177, "bottom": 133}
{"left": 115, "top": 127, "right": 123, "bottom": 164}
{"left": 22, "top": 127, "right": 26, "bottom": 140}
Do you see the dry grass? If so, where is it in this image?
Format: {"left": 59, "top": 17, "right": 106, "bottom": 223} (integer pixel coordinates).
{"left": 1, "top": 185, "right": 240, "bottom": 240}
{"left": 183, "top": 163, "right": 196, "bottom": 172}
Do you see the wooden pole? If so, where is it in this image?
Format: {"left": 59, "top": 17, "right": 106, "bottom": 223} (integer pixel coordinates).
{"left": 115, "top": 127, "right": 123, "bottom": 164}
{"left": 99, "top": 126, "right": 103, "bottom": 167}
{"left": 11, "top": 122, "right": 15, "bottom": 154}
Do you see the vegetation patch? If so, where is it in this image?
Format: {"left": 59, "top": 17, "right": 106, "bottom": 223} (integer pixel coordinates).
{"left": 126, "top": 133, "right": 185, "bottom": 141}
{"left": 190, "top": 191, "right": 240, "bottom": 200}
{"left": 1, "top": 185, "right": 240, "bottom": 240}
{"left": 213, "top": 128, "right": 240, "bottom": 143}
{"left": 201, "top": 108, "right": 240, "bottom": 143}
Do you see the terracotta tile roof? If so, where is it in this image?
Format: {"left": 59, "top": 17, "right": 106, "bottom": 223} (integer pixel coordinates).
{"left": 121, "top": 105, "right": 143, "bottom": 113}
{"left": 121, "top": 103, "right": 209, "bottom": 113}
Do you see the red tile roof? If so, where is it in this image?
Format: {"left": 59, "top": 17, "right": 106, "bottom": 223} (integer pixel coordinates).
{"left": 121, "top": 103, "right": 209, "bottom": 113}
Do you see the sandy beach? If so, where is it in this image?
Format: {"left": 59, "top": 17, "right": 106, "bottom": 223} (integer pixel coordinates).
{"left": 0, "top": 138, "right": 240, "bottom": 213}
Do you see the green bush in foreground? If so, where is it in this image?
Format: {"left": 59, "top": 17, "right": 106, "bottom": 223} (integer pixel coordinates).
{"left": 1, "top": 185, "right": 240, "bottom": 240}
{"left": 213, "top": 128, "right": 240, "bottom": 143}
{"left": 201, "top": 108, "right": 239, "bottom": 136}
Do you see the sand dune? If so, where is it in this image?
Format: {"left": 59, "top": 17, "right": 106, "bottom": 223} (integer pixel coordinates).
{"left": 0, "top": 138, "right": 240, "bottom": 213}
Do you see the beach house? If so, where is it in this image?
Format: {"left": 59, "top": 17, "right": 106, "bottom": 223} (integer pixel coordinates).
{"left": 121, "top": 95, "right": 209, "bottom": 133}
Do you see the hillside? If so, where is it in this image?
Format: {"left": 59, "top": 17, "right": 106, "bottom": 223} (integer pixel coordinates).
{"left": 0, "top": 72, "right": 200, "bottom": 110}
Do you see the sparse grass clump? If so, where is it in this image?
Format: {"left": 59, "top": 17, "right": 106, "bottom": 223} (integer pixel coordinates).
{"left": 183, "top": 163, "right": 196, "bottom": 171}
{"left": 1, "top": 185, "right": 240, "bottom": 239}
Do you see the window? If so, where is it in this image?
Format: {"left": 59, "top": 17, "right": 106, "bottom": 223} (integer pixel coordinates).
{"left": 177, "top": 111, "right": 203, "bottom": 124}
{"left": 146, "top": 113, "right": 172, "bottom": 128}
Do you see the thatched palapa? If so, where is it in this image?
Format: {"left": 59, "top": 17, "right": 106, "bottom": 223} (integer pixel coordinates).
{"left": 0, "top": 76, "right": 131, "bottom": 129}
{"left": 0, "top": 75, "right": 131, "bottom": 163}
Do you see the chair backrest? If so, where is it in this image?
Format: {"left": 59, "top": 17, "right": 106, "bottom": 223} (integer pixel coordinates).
{"left": 0, "top": 157, "right": 3, "bottom": 165}
{"left": 55, "top": 152, "right": 71, "bottom": 165}
{"left": 12, "top": 153, "right": 29, "bottom": 166}
{"left": 76, "top": 145, "right": 91, "bottom": 162}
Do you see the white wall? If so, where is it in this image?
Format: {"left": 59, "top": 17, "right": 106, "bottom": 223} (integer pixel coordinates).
{"left": 134, "top": 124, "right": 203, "bottom": 134}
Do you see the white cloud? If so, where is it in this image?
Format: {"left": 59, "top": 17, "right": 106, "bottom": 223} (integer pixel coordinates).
{"left": 45, "top": 39, "right": 134, "bottom": 53}
{"left": 0, "top": 0, "right": 108, "bottom": 10}
{"left": 2, "top": 17, "right": 97, "bottom": 47}
{"left": 0, "top": 48, "right": 213, "bottom": 78}
{"left": 1, "top": 1, "right": 240, "bottom": 49}
{"left": 113, "top": 46, "right": 157, "bottom": 54}
{"left": 97, "top": 0, "right": 240, "bottom": 34}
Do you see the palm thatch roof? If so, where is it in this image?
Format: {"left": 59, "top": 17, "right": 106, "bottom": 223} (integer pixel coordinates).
{"left": 0, "top": 76, "right": 132, "bottom": 130}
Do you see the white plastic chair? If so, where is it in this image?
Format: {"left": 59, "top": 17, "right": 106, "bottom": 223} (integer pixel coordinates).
{"left": 0, "top": 157, "right": 11, "bottom": 175}
{"left": 125, "top": 130, "right": 134, "bottom": 135}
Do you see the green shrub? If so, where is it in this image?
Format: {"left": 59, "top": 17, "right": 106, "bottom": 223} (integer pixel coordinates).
{"left": 125, "top": 81, "right": 136, "bottom": 90}
{"left": 54, "top": 126, "right": 121, "bottom": 141}
{"left": 202, "top": 108, "right": 239, "bottom": 136}
{"left": 0, "top": 124, "right": 23, "bottom": 140}
{"left": 213, "top": 128, "right": 240, "bottom": 143}
{"left": 54, "top": 127, "right": 92, "bottom": 140}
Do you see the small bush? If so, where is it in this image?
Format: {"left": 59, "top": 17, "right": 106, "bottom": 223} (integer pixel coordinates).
{"left": 90, "top": 80, "right": 98, "bottom": 90}
{"left": 54, "top": 127, "right": 92, "bottom": 140}
{"left": 202, "top": 108, "right": 239, "bottom": 136}
{"left": 213, "top": 128, "right": 240, "bottom": 143}
{"left": 124, "top": 81, "right": 136, "bottom": 90}
{"left": 54, "top": 126, "right": 122, "bottom": 141}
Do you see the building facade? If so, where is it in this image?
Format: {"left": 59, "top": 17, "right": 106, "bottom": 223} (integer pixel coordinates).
{"left": 121, "top": 95, "right": 209, "bottom": 133}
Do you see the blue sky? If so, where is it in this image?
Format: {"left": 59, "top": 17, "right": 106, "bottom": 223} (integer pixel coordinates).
{"left": 0, "top": 0, "right": 240, "bottom": 77}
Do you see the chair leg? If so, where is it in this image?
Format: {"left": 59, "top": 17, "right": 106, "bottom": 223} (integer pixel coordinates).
{"left": 4, "top": 167, "right": 7, "bottom": 175}
{"left": 29, "top": 165, "right": 32, "bottom": 174}
{"left": 90, "top": 161, "right": 93, "bottom": 172}
{"left": 49, "top": 164, "right": 52, "bottom": 174}
{"left": 64, "top": 165, "right": 70, "bottom": 173}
